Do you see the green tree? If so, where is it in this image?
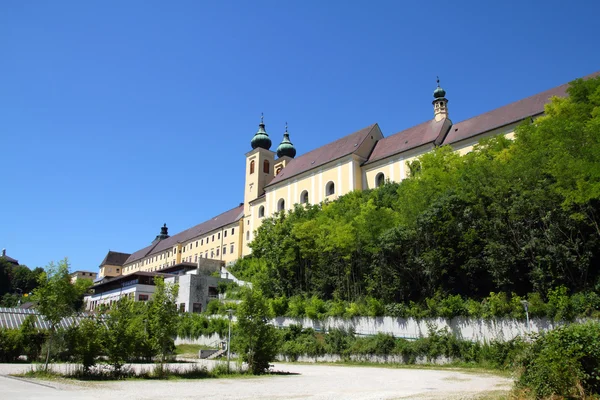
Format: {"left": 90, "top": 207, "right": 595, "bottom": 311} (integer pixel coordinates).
{"left": 147, "top": 277, "right": 179, "bottom": 366}
{"left": 234, "top": 288, "right": 278, "bottom": 374}
{"left": 74, "top": 316, "right": 104, "bottom": 373}
{"left": 32, "top": 258, "right": 86, "bottom": 370}
{"left": 104, "top": 297, "right": 140, "bottom": 371}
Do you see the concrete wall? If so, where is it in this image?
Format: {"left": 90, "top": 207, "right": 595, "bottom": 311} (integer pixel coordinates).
{"left": 175, "top": 316, "right": 564, "bottom": 346}
{"left": 175, "top": 333, "right": 224, "bottom": 346}
{"left": 272, "top": 316, "right": 562, "bottom": 343}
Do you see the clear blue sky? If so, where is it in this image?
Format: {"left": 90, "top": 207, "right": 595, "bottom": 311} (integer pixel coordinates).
{"left": 1, "top": 0, "right": 599, "bottom": 270}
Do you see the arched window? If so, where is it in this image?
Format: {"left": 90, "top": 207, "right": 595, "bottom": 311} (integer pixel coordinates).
{"left": 277, "top": 198, "right": 285, "bottom": 212}
{"left": 326, "top": 181, "right": 335, "bottom": 196}
{"left": 263, "top": 160, "right": 270, "bottom": 173}
{"left": 250, "top": 160, "right": 255, "bottom": 174}
{"left": 300, "top": 190, "right": 309, "bottom": 204}
{"left": 375, "top": 172, "right": 385, "bottom": 188}
{"left": 258, "top": 205, "right": 265, "bottom": 218}
{"left": 276, "top": 166, "right": 282, "bottom": 175}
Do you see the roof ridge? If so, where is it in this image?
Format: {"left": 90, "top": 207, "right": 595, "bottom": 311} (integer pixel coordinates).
{"left": 125, "top": 204, "right": 244, "bottom": 264}
{"left": 266, "top": 123, "right": 378, "bottom": 188}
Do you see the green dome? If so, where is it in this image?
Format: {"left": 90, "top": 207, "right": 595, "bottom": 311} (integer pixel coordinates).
{"left": 277, "top": 131, "right": 296, "bottom": 158}
{"left": 251, "top": 116, "right": 272, "bottom": 150}
{"left": 433, "top": 77, "right": 446, "bottom": 99}
{"left": 433, "top": 86, "right": 446, "bottom": 98}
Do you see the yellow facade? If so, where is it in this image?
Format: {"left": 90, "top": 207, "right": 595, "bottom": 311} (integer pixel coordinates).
{"left": 121, "top": 221, "right": 242, "bottom": 276}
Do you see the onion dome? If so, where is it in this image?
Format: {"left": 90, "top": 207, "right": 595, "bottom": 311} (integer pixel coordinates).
{"left": 433, "top": 76, "right": 446, "bottom": 99}
{"left": 250, "top": 113, "right": 272, "bottom": 150}
{"left": 276, "top": 123, "right": 296, "bottom": 158}
{"left": 155, "top": 223, "right": 170, "bottom": 241}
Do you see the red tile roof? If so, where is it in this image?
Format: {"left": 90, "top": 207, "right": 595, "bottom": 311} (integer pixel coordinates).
{"left": 125, "top": 204, "right": 244, "bottom": 265}
{"left": 444, "top": 71, "right": 600, "bottom": 145}
{"left": 266, "top": 124, "right": 379, "bottom": 188}
{"left": 365, "top": 119, "right": 451, "bottom": 165}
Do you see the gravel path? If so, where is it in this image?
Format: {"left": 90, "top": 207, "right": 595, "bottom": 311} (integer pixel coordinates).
{"left": 0, "top": 362, "right": 512, "bottom": 399}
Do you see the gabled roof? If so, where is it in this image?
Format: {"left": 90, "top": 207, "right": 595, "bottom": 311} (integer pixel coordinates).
{"left": 266, "top": 124, "right": 379, "bottom": 188}
{"left": 100, "top": 251, "right": 131, "bottom": 267}
{"left": 124, "top": 204, "right": 244, "bottom": 265}
{"left": 444, "top": 71, "right": 600, "bottom": 145}
{"left": 365, "top": 119, "right": 452, "bottom": 165}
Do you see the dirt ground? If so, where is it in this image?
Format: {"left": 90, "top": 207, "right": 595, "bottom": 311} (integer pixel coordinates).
{"left": 0, "top": 361, "right": 513, "bottom": 400}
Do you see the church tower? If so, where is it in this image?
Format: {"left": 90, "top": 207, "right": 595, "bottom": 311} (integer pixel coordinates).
{"left": 243, "top": 114, "right": 276, "bottom": 233}
{"left": 274, "top": 122, "right": 297, "bottom": 175}
{"left": 433, "top": 77, "right": 449, "bottom": 122}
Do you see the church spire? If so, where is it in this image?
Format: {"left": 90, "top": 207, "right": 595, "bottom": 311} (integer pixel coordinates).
{"left": 432, "top": 76, "right": 449, "bottom": 122}
{"left": 276, "top": 122, "right": 297, "bottom": 158}
{"left": 250, "top": 113, "right": 272, "bottom": 150}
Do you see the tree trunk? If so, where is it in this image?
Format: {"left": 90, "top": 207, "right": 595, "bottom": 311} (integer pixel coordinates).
{"left": 44, "top": 329, "right": 53, "bottom": 371}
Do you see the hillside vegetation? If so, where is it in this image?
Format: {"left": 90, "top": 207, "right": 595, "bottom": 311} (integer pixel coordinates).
{"left": 231, "top": 76, "right": 600, "bottom": 308}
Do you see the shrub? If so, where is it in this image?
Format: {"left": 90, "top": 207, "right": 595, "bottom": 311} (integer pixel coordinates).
{"left": 305, "top": 296, "right": 327, "bottom": 320}
{"left": 74, "top": 317, "right": 104, "bottom": 372}
{"left": 325, "top": 299, "right": 347, "bottom": 317}
{"left": 324, "top": 328, "right": 354, "bottom": 355}
{"left": 518, "top": 321, "right": 600, "bottom": 398}
{"left": 366, "top": 297, "right": 385, "bottom": 317}
{"left": 526, "top": 292, "right": 548, "bottom": 318}
{"left": 479, "top": 338, "right": 527, "bottom": 369}
{"left": 19, "top": 315, "right": 45, "bottom": 362}
{"left": 269, "top": 296, "right": 288, "bottom": 316}
{"left": 547, "top": 286, "right": 574, "bottom": 321}
{"left": 0, "top": 329, "right": 22, "bottom": 362}
{"left": 437, "top": 294, "right": 466, "bottom": 319}
{"left": 287, "top": 296, "right": 306, "bottom": 318}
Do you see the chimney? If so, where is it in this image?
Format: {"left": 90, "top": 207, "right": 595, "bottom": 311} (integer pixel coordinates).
{"left": 2, "top": 249, "right": 5, "bottom": 257}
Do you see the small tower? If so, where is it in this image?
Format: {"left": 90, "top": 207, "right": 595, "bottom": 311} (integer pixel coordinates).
{"left": 243, "top": 114, "right": 277, "bottom": 255}
{"left": 433, "top": 77, "right": 449, "bottom": 122}
{"left": 274, "top": 123, "right": 296, "bottom": 176}
{"left": 250, "top": 113, "right": 272, "bottom": 150}
{"left": 276, "top": 123, "right": 296, "bottom": 158}
{"left": 244, "top": 114, "right": 276, "bottom": 212}
{"left": 155, "top": 223, "right": 170, "bottom": 241}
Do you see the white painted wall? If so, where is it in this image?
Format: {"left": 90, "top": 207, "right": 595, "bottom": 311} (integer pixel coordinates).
{"left": 272, "top": 316, "right": 562, "bottom": 343}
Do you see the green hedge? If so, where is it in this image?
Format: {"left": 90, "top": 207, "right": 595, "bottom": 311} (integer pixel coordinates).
{"left": 277, "top": 324, "right": 528, "bottom": 369}
{"left": 247, "top": 288, "right": 600, "bottom": 321}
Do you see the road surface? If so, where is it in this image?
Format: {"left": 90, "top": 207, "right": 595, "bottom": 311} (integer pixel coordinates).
{"left": 0, "top": 362, "right": 512, "bottom": 399}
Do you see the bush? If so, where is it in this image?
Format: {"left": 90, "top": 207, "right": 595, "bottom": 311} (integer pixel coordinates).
{"left": 0, "top": 329, "right": 22, "bottom": 362}
{"left": 305, "top": 296, "right": 327, "bottom": 320}
{"left": 547, "top": 286, "right": 575, "bottom": 321}
{"left": 518, "top": 321, "right": 600, "bottom": 398}
{"left": 324, "top": 328, "right": 354, "bottom": 355}
{"left": 269, "top": 296, "right": 288, "bottom": 316}
{"left": 287, "top": 296, "right": 306, "bottom": 318}
{"left": 74, "top": 317, "right": 104, "bottom": 372}
{"left": 479, "top": 338, "right": 527, "bottom": 369}
{"left": 20, "top": 315, "right": 45, "bottom": 362}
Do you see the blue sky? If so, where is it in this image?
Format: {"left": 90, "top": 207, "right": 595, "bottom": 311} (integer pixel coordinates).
{"left": 1, "top": 0, "right": 599, "bottom": 270}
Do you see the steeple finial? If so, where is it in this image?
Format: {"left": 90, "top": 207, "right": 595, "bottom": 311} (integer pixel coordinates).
{"left": 285, "top": 121, "right": 288, "bottom": 133}
{"left": 436, "top": 76, "right": 440, "bottom": 87}
{"left": 260, "top": 112, "right": 264, "bottom": 125}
